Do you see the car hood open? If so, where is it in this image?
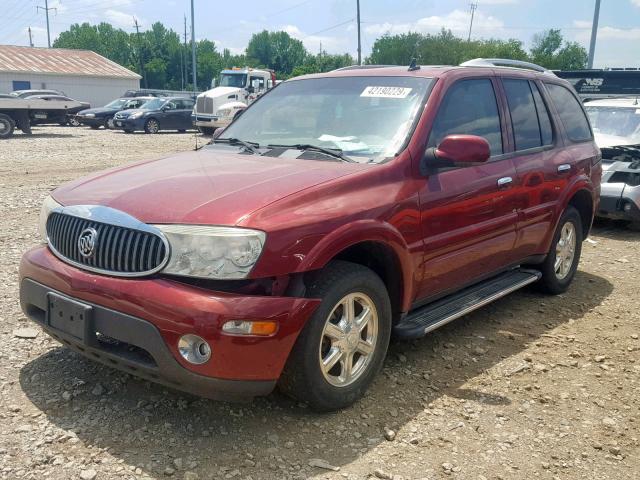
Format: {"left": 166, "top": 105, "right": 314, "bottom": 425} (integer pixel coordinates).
{"left": 52, "top": 147, "right": 367, "bottom": 226}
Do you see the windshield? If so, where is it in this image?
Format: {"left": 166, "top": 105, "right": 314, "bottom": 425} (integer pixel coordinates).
{"left": 105, "top": 98, "right": 128, "bottom": 109}
{"left": 139, "top": 98, "right": 165, "bottom": 110}
{"left": 220, "top": 76, "right": 432, "bottom": 163}
{"left": 586, "top": 105, "right": 640, "bottom": 141}
{"left": 219, "top": 73, "right": 247, "bottom": 88}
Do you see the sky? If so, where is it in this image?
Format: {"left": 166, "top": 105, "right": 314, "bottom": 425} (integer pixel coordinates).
{"left": 1, "top": 0, "right": 639, "bottom": 68}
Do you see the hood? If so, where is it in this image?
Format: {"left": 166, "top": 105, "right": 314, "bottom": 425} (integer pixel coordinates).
{"left": 594, "top": 132, "right": 640, "bottom": 148}
{"left": 78, "top": 106, "right": 119, "bottom": 116}
{"left": 115, "top": 108, "right": 149, "bottom": 118}
{"left": 52, "top": 147, "right": 366, "bottom": 226}
{"left": 200, "top": 86, "right": 242, "bottom": 99}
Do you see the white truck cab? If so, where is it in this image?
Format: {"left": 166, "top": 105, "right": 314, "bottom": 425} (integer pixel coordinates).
{"left": 192, "top": 67, "right": 276, "bottom": 134}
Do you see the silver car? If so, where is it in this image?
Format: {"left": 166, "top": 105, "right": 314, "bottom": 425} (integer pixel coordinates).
{"left": 585, "top": 97, "right": 640, "bottom": 226}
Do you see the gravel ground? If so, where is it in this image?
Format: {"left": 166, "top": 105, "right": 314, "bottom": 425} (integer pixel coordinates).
{"left": 0, "top": 126, "right": 638, "bottom": 480}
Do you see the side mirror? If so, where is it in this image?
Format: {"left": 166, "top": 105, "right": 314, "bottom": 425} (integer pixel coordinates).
{"left": 422, "top": 135, "right": 490, "bottom": 174}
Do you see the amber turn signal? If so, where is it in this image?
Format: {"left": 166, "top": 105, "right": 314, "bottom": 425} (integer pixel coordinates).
{"left": 222, "top": 320, "right": 278, "bottom": 336}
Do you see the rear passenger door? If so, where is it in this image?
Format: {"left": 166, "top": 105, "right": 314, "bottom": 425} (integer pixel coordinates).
{"left": 177, "top": 99, "right": 195, "bottom": 130}
{"left": 416, "top": 78, "right": 520, "bottom": 301}
{"left": 500, "top": 78, "right": 559, "bottom": 259}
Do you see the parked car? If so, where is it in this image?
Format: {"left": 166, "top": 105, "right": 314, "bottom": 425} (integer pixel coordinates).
{"left": 75, "top": 97, "right": 153, "bottom": 129}
{"left": 122, "top": 88, "right": 200, "bottom": 99}
{"left": 20, "top": 59, "right": 600, "bottom": 411}
{"left": 10, "top": 88, "right": 65, "bottom": 98}
{"left": 112, "top": 97, "right": 195, "bottom": 133}
{"left": 23, "top": 94, "right": 90, "bottom": 126}
{"left": 585, "top": 97, "right": 640, "bottom": 225}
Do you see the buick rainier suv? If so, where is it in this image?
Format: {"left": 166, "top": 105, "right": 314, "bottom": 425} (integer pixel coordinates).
{"left": 20, "top": 59, "right": 601, "bottom": 411}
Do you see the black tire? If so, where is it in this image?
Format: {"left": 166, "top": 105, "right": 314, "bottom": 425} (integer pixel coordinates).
{"left": 89, "top": 125, "right": 100, "bottom": 130}
{"left": 0, "top": 114, "right": 15, "bottom": 139}
{"left": 538, "top": 206, "right": 583, "bottom": 294}
{"left": 278, "top": 261, "right": 392, "bottom": 411}
{"left": 103, "top": 116, "right": 114, "bottom": 129}
{"left": 144, "top": 118, "right": 160, "bottom": 134}
{"left": 200, "top": 127, "right": 215, "bottom": 136}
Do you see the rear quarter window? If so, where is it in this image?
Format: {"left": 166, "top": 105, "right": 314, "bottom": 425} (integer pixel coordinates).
{"left": 545, "top": 83, "right": 592, "bottom": 142}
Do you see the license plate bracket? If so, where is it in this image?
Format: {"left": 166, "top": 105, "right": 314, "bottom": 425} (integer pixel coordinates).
{"left": 46, "top": 293, "right": 92, "bottom": 341}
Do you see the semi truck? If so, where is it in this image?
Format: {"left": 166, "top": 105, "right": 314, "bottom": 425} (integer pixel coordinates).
{"left": 192, "top": 67, "right": 276, "bottom": 135}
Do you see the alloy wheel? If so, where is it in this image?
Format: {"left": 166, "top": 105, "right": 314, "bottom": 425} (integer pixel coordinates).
{"left": 554, "top": 221, "right": 576, "bottom": 280}
{"left": 147, "top": 119, "right": 159, "bottom": 134}
{"left": 319, "top": 292, "right": 378, "bottom": 387}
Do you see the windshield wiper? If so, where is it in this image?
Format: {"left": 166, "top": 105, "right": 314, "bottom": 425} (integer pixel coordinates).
{"left": 267, "top": 144, "right": 355, "bottom": 163}
{"left": 214, "top": 137, "right": 260, "bottom": 155}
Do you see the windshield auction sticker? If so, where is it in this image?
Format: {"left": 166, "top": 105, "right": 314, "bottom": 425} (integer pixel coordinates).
{"left": 361, "top": 86, "right": 412, "bottom": 99}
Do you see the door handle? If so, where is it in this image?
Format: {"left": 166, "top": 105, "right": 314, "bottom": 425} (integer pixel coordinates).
{"left": 557, "top": 164, "right": 571, "bottom": 173}
{"left": 497, "top": 176, "right": 513, "bottom": 187}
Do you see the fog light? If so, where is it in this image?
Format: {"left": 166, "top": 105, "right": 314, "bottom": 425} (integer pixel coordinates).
{"left": 222, "top": 320, "right": 278, "bottom": 336}
{"left": 623, "top": 202, "right": 632, "bottom": 212}
{"left": 178, "top": 334, "right": 211, "bottom": 364}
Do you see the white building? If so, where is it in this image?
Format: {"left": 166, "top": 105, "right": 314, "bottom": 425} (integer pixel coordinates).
{"left": 0, "top": 45, "right": 140, "bottom": 107}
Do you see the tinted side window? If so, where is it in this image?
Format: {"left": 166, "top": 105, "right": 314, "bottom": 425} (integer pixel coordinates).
{"left": 531, "top": 82, "right": 553, "bottom": 146}
{"left": 546, "top": 83, "right": 592, "bottom": 142}
{"left": 503, "top": 79, "right": 541, "bottom": 150}
{"left": 428, "top": 79, "right": 503, "bottom": 155}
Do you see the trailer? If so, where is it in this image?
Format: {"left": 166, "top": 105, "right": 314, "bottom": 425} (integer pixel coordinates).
{"left": 555, "top": 69, "right": 640, "bottom": 101}
{"left": 0, "top": 98, "right": 84, "bottom": 139}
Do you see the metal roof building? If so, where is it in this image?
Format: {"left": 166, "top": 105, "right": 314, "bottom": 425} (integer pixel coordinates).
{"left": 0, "top": 45, "right": 140, "bottom": 107}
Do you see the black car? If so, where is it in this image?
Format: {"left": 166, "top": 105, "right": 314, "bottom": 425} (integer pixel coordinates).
{"left": 23, "top": 94, "right": 91, "bottom": 126}
{"left": 113, "top": 97, "right": 196, "bottom": 133}
{"left": 76, "top": 97, "right": 153, "bottom": 129}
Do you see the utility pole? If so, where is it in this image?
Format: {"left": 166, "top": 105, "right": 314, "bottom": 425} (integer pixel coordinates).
{"left": 190, "top": 0, "right": 197, "bottom": 91}
{"left": 468, "top": 3, "right": 478, "bottom": 42}
{"left": 133, "top": 17, "right": 148, "bottom": 88}
{"left": 588, "top": 0, "right": 601, "bottom": 69}
{"left": 356, "top": 0, "right": 362, "bottom": 65}
{"left": 28, "top": 27, "right": 34, "bottom": 47}
{"left": 183, "top": 15, "right": 188, "bottom": 90}
{"left": 37, "top": 0, "right": 55, "bottom": 47}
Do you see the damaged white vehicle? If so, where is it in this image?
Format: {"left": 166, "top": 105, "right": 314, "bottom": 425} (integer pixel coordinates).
{"left": 585, "top": 98, "right": 640, "bottom": 226}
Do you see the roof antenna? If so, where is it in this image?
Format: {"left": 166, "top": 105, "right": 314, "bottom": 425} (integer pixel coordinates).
{"left": 408, "top": 58, "right": 421, "bottom": 71}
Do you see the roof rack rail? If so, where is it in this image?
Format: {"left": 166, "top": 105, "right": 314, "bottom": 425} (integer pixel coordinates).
{"left": 332, "top": 64, "right": 398, "bottom": 71}
{"left": 460, "top": 58, "right": 555, "bottom": 75}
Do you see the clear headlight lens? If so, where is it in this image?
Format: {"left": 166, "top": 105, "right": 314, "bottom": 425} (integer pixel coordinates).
{"left": 38, "top": 195, "right": 62, "bottom": 243}
{"left": 129, "top": 112, "right": 144, "bottom": 119}
{"left": 84, "top": 113, "right": 95, "bottom": 118}
{"left": 157, "top": 225, "right": 266, "bottom": 279}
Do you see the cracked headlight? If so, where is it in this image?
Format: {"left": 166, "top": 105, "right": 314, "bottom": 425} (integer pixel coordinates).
{"left": 38, "top": 195, "right": 62, "bottom": 243}
{"left": 157, "top": 225, "right": 266, "bottom": 279}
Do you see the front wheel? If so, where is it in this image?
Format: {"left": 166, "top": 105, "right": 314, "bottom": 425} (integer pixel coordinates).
{"left": 278, "top": 261, "right": 391, "bottom": 411}
{"left": 538, "top": 206, "right": 583, "bottom": 294}
{"left": 144, "top": 118, "right": 160, "bottom": 134}
{"left": 104, "top": 116, "right": 114, "bottom": 129}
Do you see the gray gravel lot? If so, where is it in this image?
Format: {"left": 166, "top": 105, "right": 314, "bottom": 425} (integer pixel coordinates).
{"left": 0, "top": 126, "right": 638, "bottom": 480}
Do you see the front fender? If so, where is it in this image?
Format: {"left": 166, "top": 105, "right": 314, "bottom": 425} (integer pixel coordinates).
{"left": 295, "top": 219, "right": 415, "bottom": 310}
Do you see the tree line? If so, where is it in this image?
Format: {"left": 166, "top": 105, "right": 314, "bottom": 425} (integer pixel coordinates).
{"left": 53, "top": 22, "right": 587, "bottom": 91}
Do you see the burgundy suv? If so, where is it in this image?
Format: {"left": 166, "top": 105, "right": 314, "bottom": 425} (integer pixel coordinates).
{"left": 20, "top": 59, "right": 601, "bottom": 411}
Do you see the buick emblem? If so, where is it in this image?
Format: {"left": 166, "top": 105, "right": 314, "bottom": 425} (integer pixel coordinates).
{"left": 77, "top": 228, "right": 98, "bottom": 258}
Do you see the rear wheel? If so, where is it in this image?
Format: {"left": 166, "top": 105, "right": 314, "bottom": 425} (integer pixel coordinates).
{"left": 278, "top": 261, "right": 391, "bottom": 411}
{"left": 0, "top": 114, "right": 15, "bottom": 139}
{"left": 144, "top": 118, "right": 160, "bottom": 134}
{"left": 104, "top": 116, "right": 114, "bottom": 129}
{"left": 538, "top": 206, "right": 583, "bottom": 294}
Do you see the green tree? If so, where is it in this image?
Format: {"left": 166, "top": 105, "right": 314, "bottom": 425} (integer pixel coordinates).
{"left": 246, "top": 30, "right": 307, "bottom": 76}
{"left": 530, "top": 29, "right": 587, "bottom": 69}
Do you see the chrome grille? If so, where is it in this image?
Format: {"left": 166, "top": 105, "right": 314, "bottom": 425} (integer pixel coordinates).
{"left": 196, "top": 96, "right": 214, "bottom": 114}
{"left": 46, "top": 212, "right": 168, "bottom": 276}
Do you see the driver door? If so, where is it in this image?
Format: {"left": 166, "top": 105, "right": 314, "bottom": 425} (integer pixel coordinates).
{"left": 415, "top": 77, "right": 520, "bottom": 302}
